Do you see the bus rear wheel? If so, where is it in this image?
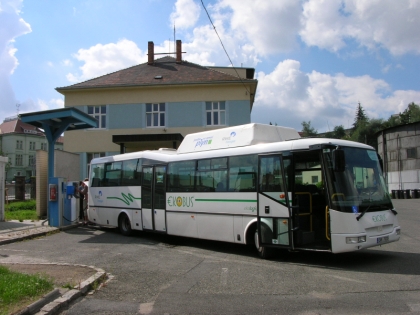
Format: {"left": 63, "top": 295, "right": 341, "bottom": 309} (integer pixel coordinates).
{"left": 254, "top": 228, "right": 275, "bottom": 259}
{"left": 118, "top": 213, "right": 133, "bottom": 236}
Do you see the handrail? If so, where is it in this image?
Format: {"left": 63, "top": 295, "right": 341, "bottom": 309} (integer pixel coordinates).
{"left": 325, "top": 205, "right": 330, "bottom": 241}
{"left": 296, "top": 192, "right": 312, "bottom": 231}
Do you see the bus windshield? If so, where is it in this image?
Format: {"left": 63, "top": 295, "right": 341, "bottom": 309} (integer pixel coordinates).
{"left": 324, "top": 147, "right": 392, "bottom": 213}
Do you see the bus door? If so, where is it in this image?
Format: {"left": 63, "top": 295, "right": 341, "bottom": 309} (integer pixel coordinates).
{"left": 257, "top": 154, "right": 294, "bottom": 249}
{"left": 141, "top": 165, "right": 167, "bottom": 232}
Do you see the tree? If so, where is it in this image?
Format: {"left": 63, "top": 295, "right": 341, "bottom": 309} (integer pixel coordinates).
{"left": 400, "top": 102, "right": 420, "bottom": 124}
{"left": 325, "top": 125, "right": 347, "bottom": 139}
{"left": 353, "top": 102, "right": 368, "bottom": 130}
{"left": 350, "top": 118, "right": 386, "bottom": 150}
{"left": 301, "top": 121, "right": 317, "bottom": 137}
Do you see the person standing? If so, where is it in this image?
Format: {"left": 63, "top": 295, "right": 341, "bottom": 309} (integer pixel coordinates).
{"left": 78, "top": 181, "right": 84, "bottom": 223}
{"left": 78, "top": 179, "right": 89, "bottom": 225}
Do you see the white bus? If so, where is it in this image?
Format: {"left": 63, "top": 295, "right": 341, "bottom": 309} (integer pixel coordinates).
{"left": 88, "top": 123, "right": 400, "bottom": 258}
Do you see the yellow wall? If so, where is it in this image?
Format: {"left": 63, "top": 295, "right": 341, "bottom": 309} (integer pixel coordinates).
{"left": 61, "top": 83, "right": 255, "bottom": 106}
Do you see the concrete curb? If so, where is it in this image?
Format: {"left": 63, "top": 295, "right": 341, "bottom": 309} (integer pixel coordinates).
{"left": 1, "top": 224, "right": 108, "bottom": 315}
{"left": 2, "top": 262, "right": 108, "bottom": 315}
{"left": 35, "top": 266, "right": 107, "bottom": 315}
{"left": 0, "top": 223, "right": 81, "bottom": 246}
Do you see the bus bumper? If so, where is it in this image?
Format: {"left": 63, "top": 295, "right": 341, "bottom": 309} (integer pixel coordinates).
{"left": 331, "top": 226, "right": 401, "bottom": 253}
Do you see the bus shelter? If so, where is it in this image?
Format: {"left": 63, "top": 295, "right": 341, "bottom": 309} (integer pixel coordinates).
{"left": 20, "top": 108, "right": 97, "bottom": 226}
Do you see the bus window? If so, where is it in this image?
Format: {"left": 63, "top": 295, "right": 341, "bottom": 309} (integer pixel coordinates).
{"left": 196, "top": 158, "right": 228, "bottom": 192}
{"left": 229, "top": 154, "right": 257, "bottom": 192}
{"left": 102, "top": 162, "right": 122, "bottom": 186}
{"left": 167, "top": 160, "right": 195, "bottom": 192}
{"left": 120, "top": 159, "right": 142, "bottom": 186}
{"left": 91, "top": 163, "right": 104, "bottom": 187}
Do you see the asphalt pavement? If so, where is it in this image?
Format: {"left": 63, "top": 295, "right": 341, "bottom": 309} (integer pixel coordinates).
{"left": 0, "top": 220, "right": 107, "bottom": 315}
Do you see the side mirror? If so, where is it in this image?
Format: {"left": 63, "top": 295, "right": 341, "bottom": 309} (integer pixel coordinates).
{"left": 333, "top": 149, "right": 345, "bottom": 172}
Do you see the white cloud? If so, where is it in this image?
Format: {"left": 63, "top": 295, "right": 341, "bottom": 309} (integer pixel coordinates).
{"left": 0, "top": 0, "right": 31, "bottom": 120}
{"left": 253, "top": 59, "right": 420, "bottom": 131}
{"left": 66, "top": 39, "right": 147, "bottom": 83}
{"left": 170, "top": 0, "right": 201, "bottom": 30}
{"left": 300, "top": 0, "right": 420, "bottom": 55}
{"left": 62, "top": 59, "right": 72, "bottom": 66}
{"left": 217, "top": 0, "right": 302, "bottom": 55}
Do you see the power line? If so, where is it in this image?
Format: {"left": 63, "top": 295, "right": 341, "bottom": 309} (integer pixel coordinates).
{"left": 200, "top": 0, "right": 251, "bottom": 95}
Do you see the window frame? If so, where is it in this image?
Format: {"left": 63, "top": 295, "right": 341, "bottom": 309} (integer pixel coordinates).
{"left": 87, "top": 105, "right": 107, "bottom": 129}
{"left": 146, "top": 103, "right": 166, "bottom": 128}
{"left": 206, "top": 101, "right": 226, "bottom": 126}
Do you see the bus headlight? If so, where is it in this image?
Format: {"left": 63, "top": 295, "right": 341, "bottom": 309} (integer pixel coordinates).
{"left": 346, "top": 236, "right": 366, "bottom": 244}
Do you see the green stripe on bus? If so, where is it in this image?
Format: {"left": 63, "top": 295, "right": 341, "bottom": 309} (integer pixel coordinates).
{"left": 107, "top": 193, "right": 141, "bottom": 205}
{"left": 195, "top": 199, "right": 257, "bottom": 202}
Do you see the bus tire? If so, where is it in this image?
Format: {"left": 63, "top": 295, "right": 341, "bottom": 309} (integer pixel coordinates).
{"left": 118, "top": 213, "right": 133, "bottom": 236}
{"left": 254, "top": 227, "right": 275, "bottom": 259}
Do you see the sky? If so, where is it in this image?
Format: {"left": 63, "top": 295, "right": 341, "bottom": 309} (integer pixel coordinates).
{"left": 1, "top": 0, "right": 420, "bottom": 133}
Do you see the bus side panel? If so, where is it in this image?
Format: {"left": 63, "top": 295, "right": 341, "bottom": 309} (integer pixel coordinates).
{"left": 166, "top": 212, "right": 198, "bottom": 238}
{"left": 132, "top": 210, "right": 143, "bottom": 230}
{"left": 87, "top": 207, "right": 99, "bottom": 224}
{"left": 197, "top": 214, "right": 234, "bottom": 242}
{"left": 166, "top": 192, "right": 257, "bottom": 215}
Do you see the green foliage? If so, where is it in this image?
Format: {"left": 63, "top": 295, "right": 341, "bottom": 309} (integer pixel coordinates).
{"left": 5, "top": 200, "right": 36, "bottom": 212}
{"left": 303, "top": 101, "right": 419, "bottom": 149}
{"left": 0, "top": 265, "right": 53, "bottom": 315}
{"left": 350, "top": 118, "right": 386, "bottom": 150}
{"left": 301, "top": 121, "right": 318, "bottom": 137}
{"left": 325, "top": 125, "right": 347, "bottom": 139}
{"left": 5, "top": 200, "right": 38, "bottom": 221}
{"left": 353, "top": 102, "right": 368, "bottom": 129}
{"left": 399, "top": 102, "right": 420, "bottom": 124}
{"left": 5, "top": 210, "right": 38, "bottom": 221}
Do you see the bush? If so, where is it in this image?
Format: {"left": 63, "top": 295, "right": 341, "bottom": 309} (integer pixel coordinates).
{"left": 5, "top": 200, "right": 36, "bottom": 212}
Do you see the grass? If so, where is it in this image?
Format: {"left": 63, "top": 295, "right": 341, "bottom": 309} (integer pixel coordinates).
{"left": 0, "top": 265, "right": 54, "bottom": 315}
{"left": 5, "top": 200, "right": 39, "bottom": 221}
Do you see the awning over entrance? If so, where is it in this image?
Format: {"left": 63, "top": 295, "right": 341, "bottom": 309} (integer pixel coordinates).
{"left": 20, "top": 107, "right": 97, "bottom": 179}
{"left": 113, "top": 133, "right": 184, "bottom": 153}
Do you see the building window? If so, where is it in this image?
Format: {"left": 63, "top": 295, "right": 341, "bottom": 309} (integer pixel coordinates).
{"left": 311, "top": 176, "right": 319, "bottom": 184}
{"left": 88, "top": 105, "right": 106, "bottom": 128}
{"left": 29, "top": 155, "right": 35, "bottom": 166}
{"left": 407, "top": 148, "right": 417, "bottom": 159}
{"left": 206, "top": 101, "right": 225, "bottom": 126}
{"left": 29, "top": 142, "right": 36, "bottom": 150}
{"left": 146, "top": 103, "right": 165, "bottom": 127}
{"left": 41, "top": 143, "right": 47, "bottom": 150}
{"left": 15, "top": 154, "right": 23, "bottom": 166}
{"left": 16, "top": 140, "right": 23, "bottom": 150}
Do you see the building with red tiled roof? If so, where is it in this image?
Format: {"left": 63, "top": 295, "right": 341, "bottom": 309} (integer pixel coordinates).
{"left": 0, "top": 116, "right": 63, "bottom": 181}
{"left": 56, "top": 40, "right": 258, "bottom": 179}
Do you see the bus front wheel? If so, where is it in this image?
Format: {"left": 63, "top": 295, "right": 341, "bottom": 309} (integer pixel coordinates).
{"left": 118, "top": 213, "right": 133, "bottom": 236}
{"left": 254, "top": 228, "right": 275, "bottom": 259}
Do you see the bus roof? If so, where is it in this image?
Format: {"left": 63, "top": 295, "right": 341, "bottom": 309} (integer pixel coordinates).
{"left": 89, "top": 124, "right": 374, "bottom": 165}
{"left": 176, "top": 123, "right": 300, "bottom": 154}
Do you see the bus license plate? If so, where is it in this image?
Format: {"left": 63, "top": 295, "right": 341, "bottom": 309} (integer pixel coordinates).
{"left": 377, "top": 236, "right": 389, "bottom": 244}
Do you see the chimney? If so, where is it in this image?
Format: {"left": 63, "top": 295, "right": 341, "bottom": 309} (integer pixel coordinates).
{"left": 148, "top": 41, "right": 154, "bottom": 65}
{"left": 176, "top": 40, "right": 182, "bottom": 64}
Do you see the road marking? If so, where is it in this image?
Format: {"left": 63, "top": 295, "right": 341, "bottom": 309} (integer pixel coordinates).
{"left": 408, "top": 303, "right": 420, "bottom": 312}
{"left": 221, "top": 267, "right": 228, "bottom": 286}
{"left": 138, "top": 302, "right": 154, "bottom": 314}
